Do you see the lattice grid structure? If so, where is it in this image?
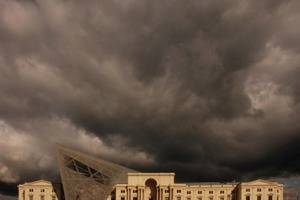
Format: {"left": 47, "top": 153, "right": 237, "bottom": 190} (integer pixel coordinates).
{"left": 56, "top": 144, "right": 137, "bottom": 200}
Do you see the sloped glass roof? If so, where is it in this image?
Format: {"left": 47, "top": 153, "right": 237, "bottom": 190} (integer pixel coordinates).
{"left": 56, "top": 144, "right": 137, "bottom": 200}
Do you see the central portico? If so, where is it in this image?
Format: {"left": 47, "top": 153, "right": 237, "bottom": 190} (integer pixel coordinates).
{"left": 115, "top": 173, "right": 177, "bottom": 200}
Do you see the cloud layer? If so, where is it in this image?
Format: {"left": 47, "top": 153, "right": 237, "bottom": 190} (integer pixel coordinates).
{"left": 1, "top": 0, "right": 300, "bottom": 197}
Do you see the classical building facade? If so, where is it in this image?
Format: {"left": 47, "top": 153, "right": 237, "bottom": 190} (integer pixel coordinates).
{"left": 18, "top": 180, "right": 64, "bottom": 200}
{"left": 18, "top": 145, "right": 284, "bottom": 200}
{"left": 237, "top": 180, "right": 283, "bottom": 200}
{"left": 110, "top": 173, "right": 283, "bottom": 200}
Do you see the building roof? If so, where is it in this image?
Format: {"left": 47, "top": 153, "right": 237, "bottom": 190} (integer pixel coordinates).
{"left": 56, "top": 144, "right": 138, "bottom": 200}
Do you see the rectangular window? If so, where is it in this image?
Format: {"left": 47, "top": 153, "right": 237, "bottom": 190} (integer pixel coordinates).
{"left": 257, "top": 196, "right": 261, "bottom": 200}
{"left": 165, "top": 190, "right": 170, "bottom": 193}
{"left": 29, "top": 196, "right": 33, "bottom": 200}
{"left": 187, "top": 191, "right": 191, "bottom": 194}
{"left": 246, "top": 196, "right": 250, "bottom": 200}
{"left": 246, "top": 189, "right": 250, "bottom": 192}
{"left": 269, "top": 196, "right": 273, "bottom": 200}
{"left": 133, "top": 190, "right": 137, "bottom": 193}
{"left": 198, "top": 191, "right": 202, "bottom": 194}
{"left": 133, "top": 197, "right": 137, "bottom": 200}
{"left": 257, "top": 189, "right": 262, "bottom": 192}
{"left": 177, "top": 197, "right": 181, "bottom": 200}
{"left": 29, "top": 189, "right": 34, "bottom": 192}
{"left": 177, "top": 190, "right": 182, "bottom": 193}
{"left": 121, "top": 190, "right": 126, "bottom": 193}
{"left": 209, "top": 191, "right": 213, "bottom": 194}
{"left": 220, "top": 191, "right": 225, "bottom": 194}
{"left": 121, "top": 197, "right": 125, "bottom": 200}
{"left": 269, "top": 189, "right": 273, "bottom": 192}
{"left": 41, "top": 189, "right": 45, "bottom": 192}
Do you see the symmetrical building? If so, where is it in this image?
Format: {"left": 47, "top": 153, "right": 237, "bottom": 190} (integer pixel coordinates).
{"left": 18, "top": 180, "right": 63, "bottom": 200}
{"left": 18, "top": 144, "right": 284, "bottom": 200}
{"left": 111, "top": 173, "right": 283, "bottom": 200}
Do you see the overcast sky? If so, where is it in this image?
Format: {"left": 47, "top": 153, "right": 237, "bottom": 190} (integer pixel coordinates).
{"left": 1, "top": 0, "right": 300, "bottom": 198}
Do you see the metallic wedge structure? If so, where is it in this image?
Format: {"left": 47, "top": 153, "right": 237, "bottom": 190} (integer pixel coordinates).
{"left": 56, "top": 144, "right": 138, "bottom": 200}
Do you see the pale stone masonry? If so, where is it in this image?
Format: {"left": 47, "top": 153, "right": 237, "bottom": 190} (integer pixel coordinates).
{"left": 109, "top": 173, "right": 283, "bottom": 200}
{"left": 18, "top": 180, "right": 63, "bottom": 200}
{"left": 18, "top": 145, "right": 284, "bottom": 200}
{"left": 238, "top": 179, "right": 284, "bottom": 200}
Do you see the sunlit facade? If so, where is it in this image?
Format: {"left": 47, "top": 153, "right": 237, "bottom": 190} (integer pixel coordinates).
{"left": 18, "top": 180, "right": 63, "bottom": 200}
{"left": 110, "top": 173, "right": 283, "bottom": 200}
{"left": 238, "top": 180, "right": 284, "bottom": 200}
{"left": 18, "top": 145, "right": 284, "bottom": 200}
{"left": 111, "top": 172, "right": 237, "bottom": 200}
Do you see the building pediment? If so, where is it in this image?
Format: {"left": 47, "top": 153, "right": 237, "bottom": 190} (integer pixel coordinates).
{"left": 24, "top": 180, "right": 52, "bottom": 186}
{"left": 241, "top": 179, "right": 282, "bottom": 186}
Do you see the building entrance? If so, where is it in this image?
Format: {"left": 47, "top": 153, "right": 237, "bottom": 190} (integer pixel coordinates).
{"left": 145, "top": 179, "right": 157, "bottom": 200}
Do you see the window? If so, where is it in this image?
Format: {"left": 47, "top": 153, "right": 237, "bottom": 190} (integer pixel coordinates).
{"left": 29, "top": 189, "right": 34, "bottom": 192}
{"left": 177, "top": 190, "right": 182, "bottom": 193}
{"left": 29, "top": 196, "right": 33, "bottom": 200}
{"left": 133, "top": 190, "right": 137, "bottom": 193}
{"left": 121, "top": 197, "right": 125, "bottom": 200}
{"left": 40, "top": 196, "right": 45, "bottom": 200}
{"left": 246, "top": 196, "right": 250, "bottom": 200}
{"left": 187, "top": 191, "right": 191, "bottom": 194}
{"left": 165, "top": 190, "right": 170, "bottom": 193}
{"left": 257, "top": 196, "right": 261, "bottom": 200}
{"left": 246, "top": 189, "right": 250, "bottom": 192}
{"left": 257, "top": 189, "right": 261, "bottom": 192}
{"left": 220, "top": 191, "right": 225, "bottom": 194}
{"left": 177, "top": 197, "right": 181, "bottom": 200}
{"left": 133, "top": 197, "right": 137, "bottom": 200}
{"left": 269, "top": 189, "right": 273, "bottom": 192}
{"left": 268, "top": 196, "right": 273, "bottom": 200}
{"left": 121, "top": 190, "right": 126, "bottom": 193}
{"left": 198, "top": 191, "right": 202, "bottom": 194}
{"left": 41, "top": 189, "right": 45, "bottom": 192}
{"left": 277, "top": 190, "right": 279, "bottom": 193}
{"left": 209, "top": 191, "right": 213, "bottom": 194}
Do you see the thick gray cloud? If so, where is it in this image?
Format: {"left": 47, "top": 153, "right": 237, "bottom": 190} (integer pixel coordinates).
{"left": 1, "top": 0, "right": 300, "bottom": 197}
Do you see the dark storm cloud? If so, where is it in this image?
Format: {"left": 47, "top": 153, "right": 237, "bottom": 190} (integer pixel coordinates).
{"left": 1, "top": 0, "right": 300, "bottom": 197}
